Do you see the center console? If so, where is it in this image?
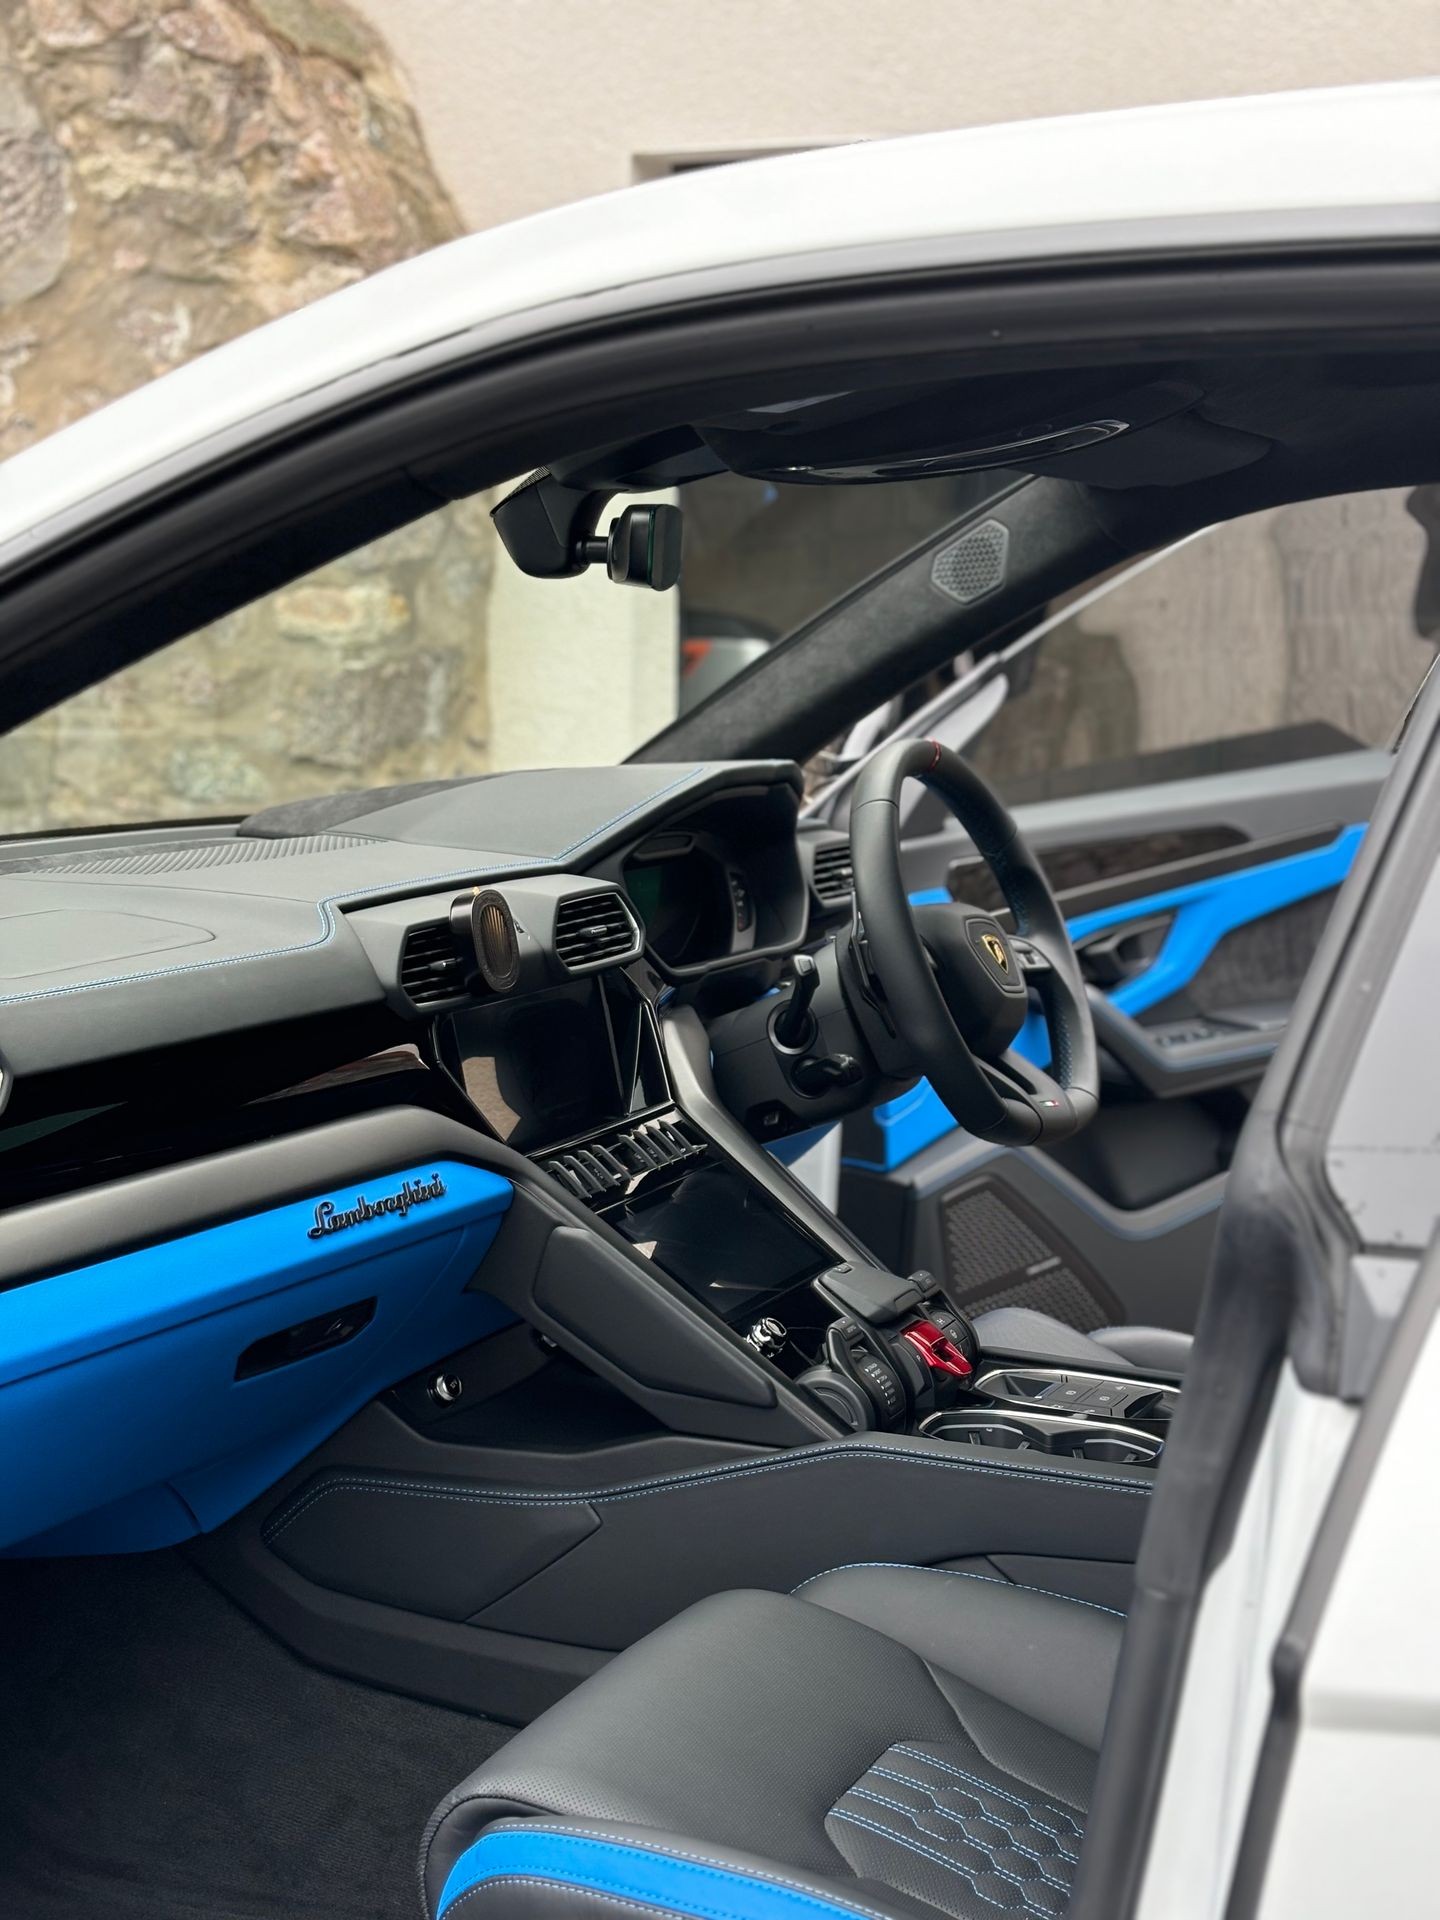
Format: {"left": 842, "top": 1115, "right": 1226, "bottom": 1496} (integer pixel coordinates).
{"left": 433, "top": 966, "right": 1180, "bottom": 1469}
{"left": 790, "top": 1255, "right": 1179, "bottom": 1468}
{"left": 437, "top": 973, "right": 836, "bottom": 1335}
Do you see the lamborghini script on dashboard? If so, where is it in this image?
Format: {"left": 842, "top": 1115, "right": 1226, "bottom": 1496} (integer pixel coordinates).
{"left": 305, "top": 1173, "right": 448, "bottom": 1239}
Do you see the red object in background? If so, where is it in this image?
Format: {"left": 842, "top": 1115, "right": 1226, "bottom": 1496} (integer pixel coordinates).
{"left": 902, "top": 1320, "right": 973, "bottom": 1379}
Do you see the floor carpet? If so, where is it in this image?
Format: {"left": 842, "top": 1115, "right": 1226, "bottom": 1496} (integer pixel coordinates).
{"left": 0, "top": 1550, "right": 512, "bottom": 1920}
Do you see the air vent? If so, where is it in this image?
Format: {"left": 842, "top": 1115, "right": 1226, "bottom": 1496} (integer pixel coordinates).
{"left": 541, "top": 1114, "right": 705, "bottom": 1202}
{"left": 553, "top": 890, "right": 641, "bottom": 971}
{"left": 398, "top": 920, "right": 467, "bottom": 1005}
{"left": 811, "top": 839, "right": 854, "bottom": 905}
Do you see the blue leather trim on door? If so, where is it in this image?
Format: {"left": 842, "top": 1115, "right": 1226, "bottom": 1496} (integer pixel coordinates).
{"left": 1066, "top": 822, "right": 1365, "bottom": 1017}
{"left": 438, "top": 1828, "right": 885, "bottom": 1920}
{"left": 0, "top": 1161, "right": 513, "bottom": 1555}
{"left": 851, "top": 825, "right": 1363, "bottom": 1172}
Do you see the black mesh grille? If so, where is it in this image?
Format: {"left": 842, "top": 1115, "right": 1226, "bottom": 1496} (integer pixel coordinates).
{"left": 938, "top": 1177, "right": 1121, "bottom": 1330}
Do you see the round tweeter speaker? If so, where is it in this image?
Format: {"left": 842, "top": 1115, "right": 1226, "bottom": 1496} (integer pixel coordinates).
{"left": 469, "top": 888, "right": 521, "bottom": 993}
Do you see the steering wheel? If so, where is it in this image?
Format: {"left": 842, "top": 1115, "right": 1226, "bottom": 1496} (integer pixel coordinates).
{"left": 849, "top": 738, "right": 1098, "bottom": 1147}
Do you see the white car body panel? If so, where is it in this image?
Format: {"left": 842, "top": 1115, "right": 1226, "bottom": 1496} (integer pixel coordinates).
{"left": 1, "top": 80, "right": 1439, "bottom": 568}
{"left": 1134, "top": 1365, "right": 1357, "bottom": 1918}
{"left": 1255, "top": 1301, "right": 1440, "bottom": 1917}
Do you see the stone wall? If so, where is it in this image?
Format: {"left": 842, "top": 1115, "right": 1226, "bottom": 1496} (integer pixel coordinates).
{"left": 0, "top": 0, "right": 505, "bottom": 833}
{"left": 967, "top": 489, "right": 1437, "bottom": 793}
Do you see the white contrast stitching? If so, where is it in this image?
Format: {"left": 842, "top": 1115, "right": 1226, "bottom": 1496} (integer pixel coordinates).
{"left": 264, "top": 1442, "right": 1152, "bottom": 1544}
{"left": 867, "top": 1767, "right": 1078, "bottom": 1866}
{"left": 829, "top": 1808, "right": 1055, "bottom": 1916}
{"left": 890, "top": 1748, "right": 1083, "bottom": 1839}
{"left": 844, "top": 1787, "right": 1069, "bottom": 1895}
{"left": 790, "top": 1560, "right": 1128, "bottom": 1620}
{"left": 0, "top": 765, "right": 709, "bottom": 1007}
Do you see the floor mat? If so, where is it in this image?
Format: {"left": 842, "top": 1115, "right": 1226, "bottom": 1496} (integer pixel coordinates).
{"left": 0, "top": 1551, "right": 512, "bottom": 1920}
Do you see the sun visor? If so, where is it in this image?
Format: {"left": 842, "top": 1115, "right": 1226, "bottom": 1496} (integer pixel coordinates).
{"left": 1014, "top": 412, "right": 1270, "bottom": 487}
{"left": 700, "top": 378, "right": 1268, "bottom": 489}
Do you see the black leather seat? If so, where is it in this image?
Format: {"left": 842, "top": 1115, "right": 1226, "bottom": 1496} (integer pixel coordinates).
{"left": 970, "top": 1306, "right": 1192, "bottom": 1378}
{"left": 422, "top": 1563, "right": 1124, "bottom": 1920}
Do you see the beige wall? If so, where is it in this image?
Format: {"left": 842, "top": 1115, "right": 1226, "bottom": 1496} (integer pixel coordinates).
{"left": 360, "top": 0, "right": 1440, "bottom": 232}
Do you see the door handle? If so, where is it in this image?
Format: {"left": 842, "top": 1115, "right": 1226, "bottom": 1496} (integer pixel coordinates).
{"left": 1074, "top": 914, "right": 1172, "bottom": 987}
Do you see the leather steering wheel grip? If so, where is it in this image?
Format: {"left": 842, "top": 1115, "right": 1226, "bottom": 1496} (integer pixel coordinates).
{"left": 848, "top": 738, "right": 1099, "bottom": 1147}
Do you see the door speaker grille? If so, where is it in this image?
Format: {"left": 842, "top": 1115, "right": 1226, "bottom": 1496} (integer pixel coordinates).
{"left": 938, "top": 1176, "right": 1122, "bottom": 1329}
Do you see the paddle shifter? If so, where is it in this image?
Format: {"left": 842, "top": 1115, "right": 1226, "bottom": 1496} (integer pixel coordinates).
{"left": 796, "top": 1259, "right": 980, "bottom": 1431}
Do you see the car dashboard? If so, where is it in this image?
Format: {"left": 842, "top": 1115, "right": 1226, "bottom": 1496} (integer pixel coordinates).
{"left": 0, "top": 756, "right": 1173, "bottom": 1584}
{"left": 0, "top": 761, "right": 823, "bottom": 1078}
{"left": 0, "top": 759, "right": 849, "bottom": 1327}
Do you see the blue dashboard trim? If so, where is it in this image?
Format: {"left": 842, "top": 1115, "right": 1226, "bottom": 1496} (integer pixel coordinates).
{"left": 0, "top": 1161, "right": 513, "bottom": 1555}
{"left": 849, "top": 826, "right": 1364, "bottom": 1173}
{"left": 438, "top": 1828, "right": 885, "bottom": 1920}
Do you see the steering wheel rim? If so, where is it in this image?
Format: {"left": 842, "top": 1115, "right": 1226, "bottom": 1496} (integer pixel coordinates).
{"left": 849, "top": 738, "right": 1098, "bottom": 1147}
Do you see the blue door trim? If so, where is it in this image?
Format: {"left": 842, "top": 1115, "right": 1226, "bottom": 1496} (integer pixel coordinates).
{"left": 849, "top": 824, "right": 1364, "bottom": 1173}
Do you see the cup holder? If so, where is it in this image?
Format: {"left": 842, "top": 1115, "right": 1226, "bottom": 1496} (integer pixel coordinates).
{"left": 1064, "top": 1432, "right": 1163, "bottom": 1467}
{"left": 922, "top": 1410, "right": 1162, "bottom": 1467}
{"left": 923, "top": 1415, "right": 1049, "bottom": 1452}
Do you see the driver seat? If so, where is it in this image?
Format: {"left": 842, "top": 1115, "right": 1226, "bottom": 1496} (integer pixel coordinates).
{"left": 421, "top": 1562, "right": 1120, "bottom": 1920}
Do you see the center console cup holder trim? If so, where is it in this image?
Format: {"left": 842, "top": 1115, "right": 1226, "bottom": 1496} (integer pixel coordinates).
{"left": 970, "top": 1365, "right": 1180, "bottom": 1425}
{"left": 920, "top": 1408, "right": 1164, "bottom": 1466}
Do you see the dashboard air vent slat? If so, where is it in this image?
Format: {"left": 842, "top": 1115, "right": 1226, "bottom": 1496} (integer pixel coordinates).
{"left": 399, "top": 919, "right": 467, "bottom": 1005}
{"left": 540, "top": 1113, "right": 705, "bottom": 1201}
{"left": 812, "top": 839, "right": 854, "bottom": 905}
{"left": 553, "top": 890, "right": 641, "bottom": 972}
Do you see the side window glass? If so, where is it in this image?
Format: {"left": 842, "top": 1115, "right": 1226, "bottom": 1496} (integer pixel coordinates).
{"left": 964, "top": 488, "right": 1439, "bottom": 804}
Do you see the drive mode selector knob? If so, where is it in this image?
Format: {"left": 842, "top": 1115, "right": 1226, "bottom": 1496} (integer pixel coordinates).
{"left": 795, "top": 1365, "right": 875, "bottom": 1433}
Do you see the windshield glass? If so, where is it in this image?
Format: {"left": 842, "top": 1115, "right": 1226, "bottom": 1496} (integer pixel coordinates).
{"left": 0, "top": 473, "right": 990, "bottom": 838}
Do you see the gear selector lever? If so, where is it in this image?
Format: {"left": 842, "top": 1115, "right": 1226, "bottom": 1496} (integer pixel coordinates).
{"left": 770, "top": 952, "right": 820, "bottom": 1052}
{"left": 812, "top": 1260, "right": 979, "bottom": 1388}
